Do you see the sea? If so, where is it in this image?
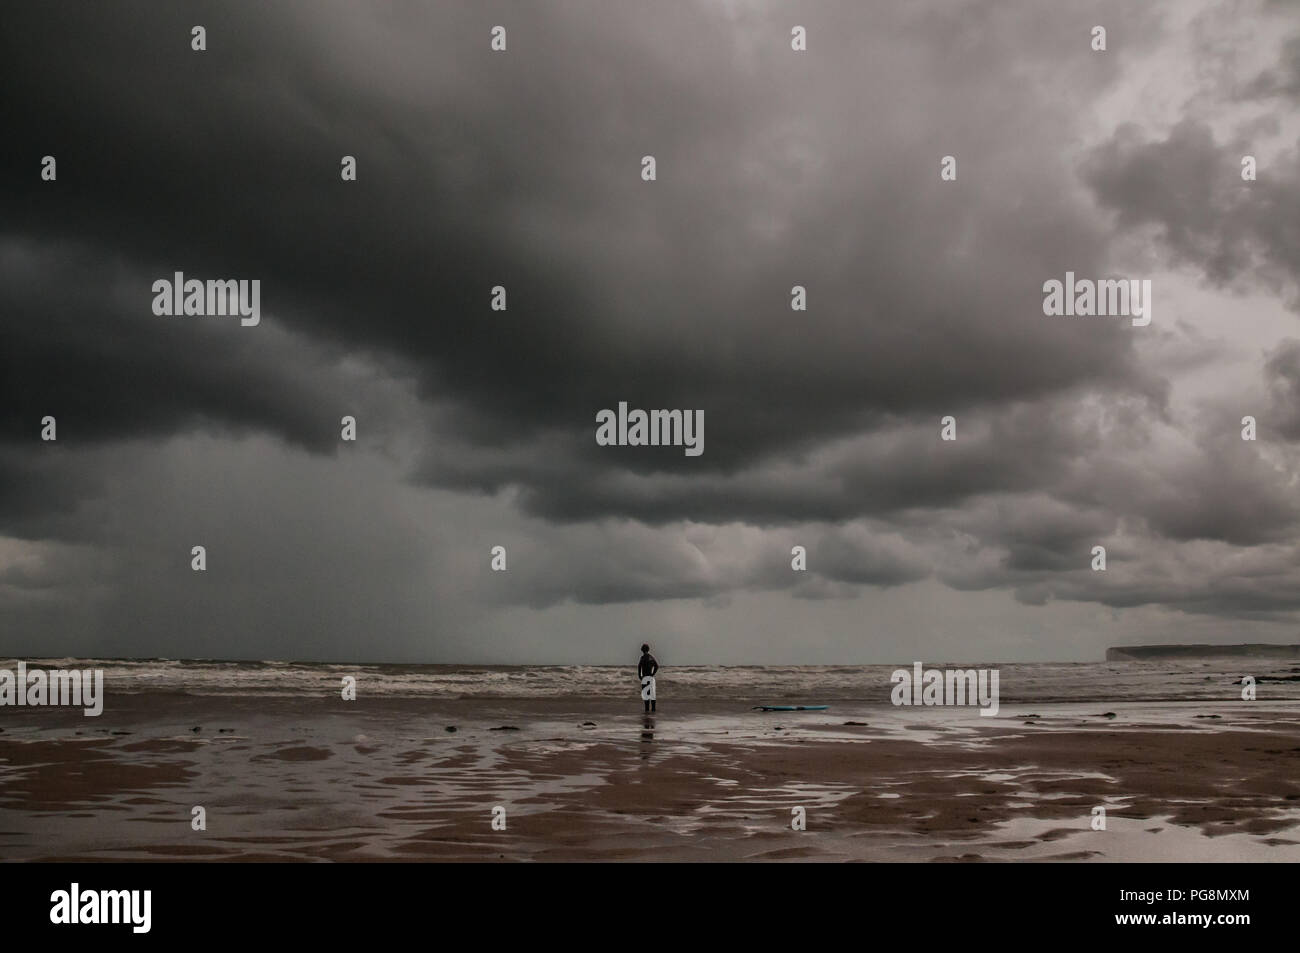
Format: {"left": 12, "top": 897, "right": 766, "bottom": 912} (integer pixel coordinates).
{"left": 16, "top": 656, "right": 1300, "bottom": 705}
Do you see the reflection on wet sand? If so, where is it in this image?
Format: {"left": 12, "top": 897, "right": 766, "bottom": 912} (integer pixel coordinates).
{"left": 2, "top": 695, "right": 1299, "bottom": 861}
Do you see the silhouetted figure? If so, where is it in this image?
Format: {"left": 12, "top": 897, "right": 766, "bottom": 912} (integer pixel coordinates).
{"left": 638, "top": 644, "right": 659, "bottom": 712}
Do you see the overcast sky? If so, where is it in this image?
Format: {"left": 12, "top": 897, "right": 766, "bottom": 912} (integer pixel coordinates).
{"left": 3, "top": 0, "right": 1300, "bottom": 664}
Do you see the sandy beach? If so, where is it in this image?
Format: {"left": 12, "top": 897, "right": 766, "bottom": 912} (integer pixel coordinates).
{"left": 3, "top": 674, "right": 1299, "bottom": 862}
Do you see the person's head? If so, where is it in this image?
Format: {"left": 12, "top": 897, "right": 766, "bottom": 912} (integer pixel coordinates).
{"left": 640, "top": 644, "right": 650, "bottom": 655}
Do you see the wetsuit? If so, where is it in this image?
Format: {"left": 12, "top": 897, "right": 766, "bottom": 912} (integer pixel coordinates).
{"left": 638, "top": 653, "right": 659, "bottom": 711}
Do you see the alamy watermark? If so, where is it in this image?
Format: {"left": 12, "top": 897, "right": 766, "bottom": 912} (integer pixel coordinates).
{"left": 890, "top": 661, "right": 1000, "bottom": 716}
{"left": 0, "top": 662, "right": 104, "bottom": 716}
{"left": 152, "top": 272, "right": 260, "bottom": 326}
{"left": 1042, "top": 272, "right": 1151, "bottom": 327}
{"left": 50, "top": 883, "right": 150, "bottom": 933}
{"left": 596, "top": 402, "right": 704, "bottom": 456}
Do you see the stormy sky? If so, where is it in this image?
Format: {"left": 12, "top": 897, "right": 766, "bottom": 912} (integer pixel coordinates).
{"left": 3, "top": 0, "right": 1300, "bottom": 663}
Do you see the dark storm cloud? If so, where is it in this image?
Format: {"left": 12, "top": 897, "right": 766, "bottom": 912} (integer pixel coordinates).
{"left": 930, "top": 482, "right": 1300, "bottom": 621}
{"left": 0, "top": 240, "right": 354, "bottom": 458}
{"left": 1133, "top": 431, "right": 1300, "bottom": 545}
{"left": 967, "top": 495, "right": 1116, "bottom": 574}
{"left": 422, "top": 393, "right": 1162, "bottom": 527}
{"left": 804, "top": 527, "right": 931, "bottom": 589}
{"left": 0, "top": 447, "right": 104, "bottom": 541}
{"left": 1266, "top": 339, "right": 1300, "bottom": 440}
{"left": 2, "top": 0, "right": 1151, "bottom": 499}
{"left": 4, "top": 0, "right": 1300, "bottom": 643}
{"left": 1082, "top": 118, "right": 1300, "bottom": 295}
{"left": 465, "top": 518, "right": 931, "bottom": 610}
{"left": 1242, "top": 34, "right": 1300, "bottom": 98}
{"left": 990, "top": 541, "right": 1300, "bottom": 621}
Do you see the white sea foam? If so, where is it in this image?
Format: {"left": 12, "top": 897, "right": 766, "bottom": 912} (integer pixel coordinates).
{"left": 15, "top": 658, "right": 1300, "bottom": 705}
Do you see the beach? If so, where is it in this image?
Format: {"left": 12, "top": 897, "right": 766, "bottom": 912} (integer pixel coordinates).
{"left": 1, "top": 660, "right": 1299, "bottom": 862}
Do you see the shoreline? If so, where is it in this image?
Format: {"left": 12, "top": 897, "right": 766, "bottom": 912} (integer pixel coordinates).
{"left": 2, "top": 695, "right": 1298, "bottom": 862}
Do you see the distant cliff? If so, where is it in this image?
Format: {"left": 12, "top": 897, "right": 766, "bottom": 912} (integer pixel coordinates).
{"left": 1107, "top": 643, "right": 1300, "bottom": 661}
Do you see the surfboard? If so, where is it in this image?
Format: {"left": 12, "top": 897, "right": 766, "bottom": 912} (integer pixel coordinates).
{"left": 751, "top": 705, "right": 829, "bottom": 711}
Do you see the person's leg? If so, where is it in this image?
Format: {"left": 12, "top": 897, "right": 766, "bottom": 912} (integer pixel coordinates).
{"left": 651, "top": 699, "right": 656, "bottom": 712}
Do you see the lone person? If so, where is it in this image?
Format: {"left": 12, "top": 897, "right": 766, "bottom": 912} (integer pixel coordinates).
{"left": 638, "top": 644, "right": 659, "bottom": 712}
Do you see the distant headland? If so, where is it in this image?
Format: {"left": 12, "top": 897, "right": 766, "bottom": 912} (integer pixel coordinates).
{"left": 1107, "top": 643, "right": 1300, "bottom": 661}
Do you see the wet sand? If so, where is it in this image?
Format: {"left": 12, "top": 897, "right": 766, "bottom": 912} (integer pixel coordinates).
{"left": 2, "top": 695, "right": 1298, "bottom": 861}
